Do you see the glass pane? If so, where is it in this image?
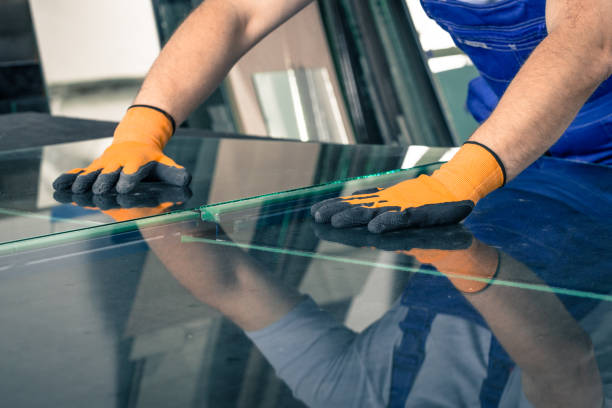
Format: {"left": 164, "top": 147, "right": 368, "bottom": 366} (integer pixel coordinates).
{"left": 253, "top": 68, "right": 350, "bottom": 143}
{"left": 199, "top": 157, "right": 612, "bottom": 300}
{"left": 404, "top": 0, "right": 480, "bottom": 143}
{"left": 2, "top": 157, "right": 611, "bottom": 407}
{"left": 0, "top": 125, "right": 455, "bottom": 246}
{"left": 225, "top": 2, "right": 355, "bottom": 142}
{"left": 367, "top": 0, "right": 453, "bottom": 147}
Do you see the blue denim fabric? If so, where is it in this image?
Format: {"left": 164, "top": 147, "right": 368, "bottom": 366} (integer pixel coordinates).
{"left": 420, "top": 0, "right": 612, "bottom": 164}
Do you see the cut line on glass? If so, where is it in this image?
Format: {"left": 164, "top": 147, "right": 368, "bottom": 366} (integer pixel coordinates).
{"left": 181, "top": 236, "right": 612, "bottom": 303}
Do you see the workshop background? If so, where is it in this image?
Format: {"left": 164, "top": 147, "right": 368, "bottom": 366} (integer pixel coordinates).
{"left": 2, "top": 0, "right": 480, "bottom": 146}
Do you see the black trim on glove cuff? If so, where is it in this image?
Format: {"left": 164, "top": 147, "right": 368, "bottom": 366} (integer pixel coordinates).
{"left": 129, "top": 104, "right": 177, "bottom": 135}
{"left": 463, "top": 141, "right": 507, "bottom": 186}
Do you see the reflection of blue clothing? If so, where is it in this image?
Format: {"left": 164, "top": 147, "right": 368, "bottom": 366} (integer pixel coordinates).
{"left": 390, "top": 158, "right": 612, "bottom": 408}
{"left": 421, "top": 0, "right": 612, "bottom": 164}
{"left": 390, "top": 273, "right": 513, "bottom": 408}
{"left": 247, "top": 296, "right": 498, "bottom": 408}
{"left": 245, "top": 159, "right": 612, "bottom": 407}
{"left": 467, "top": 157, "right": 612, "bottom": 313}
{"left": 247, "top": 295, "right": 612, "bottom": 407}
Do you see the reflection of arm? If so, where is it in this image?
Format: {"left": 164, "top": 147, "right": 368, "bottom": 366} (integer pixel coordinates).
{"left": 140, "top": 222, "right": 303, "bottom": 331}
{"left": 464, "top": 252, "right": 603, "bottom": 408}
{"left": 141, "top": 222, "right": 395, "bottom": 407}
{"left": 246, "top": 297, "right": 402, "bottom": 408}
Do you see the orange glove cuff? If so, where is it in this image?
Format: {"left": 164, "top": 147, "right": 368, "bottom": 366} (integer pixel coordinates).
{"left": 433, "top": 141, "right": 506, "bottom": 204}
{"left": 113, "top": 105, "right": 176, "bottom": 149}
{"left": 406, "top": 239, "right": 500, "bottom": 293}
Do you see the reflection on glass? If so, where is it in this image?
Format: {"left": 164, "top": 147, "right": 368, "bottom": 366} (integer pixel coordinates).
{"left": 404, "top": 0, "right": 481, "bottom": 143}
{"left": 179, "top": 157, "right": 612, "bottom": 407}
{"left": 173, "top": 224, "right": 603, "bottom": 407}
{"left": 1, "top": 157, "right": 611, "bottom": 407}
{"left": 253, "top": 68, "right": 349, "bottom": 143}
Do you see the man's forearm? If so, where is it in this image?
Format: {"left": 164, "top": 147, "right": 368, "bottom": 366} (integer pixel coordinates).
{"left": 471, "top": 1, "right": 612, "bottom": 180}
{"left": 134, "top": 1, "right": 248, "bottom": 124}
{"left": 133, "top": 0, "right": 313, "bottom": 125}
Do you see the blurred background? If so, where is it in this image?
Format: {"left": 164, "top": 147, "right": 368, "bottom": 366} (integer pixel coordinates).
{"left": 1, "top": 0, "right": 480, "bottom": 146}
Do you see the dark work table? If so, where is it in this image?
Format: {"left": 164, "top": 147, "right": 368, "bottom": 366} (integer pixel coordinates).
{"left": 1, "top": 113, "right": 611, "bottom": 407}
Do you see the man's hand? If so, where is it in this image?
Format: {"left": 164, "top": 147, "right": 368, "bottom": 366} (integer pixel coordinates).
{"left": 52, "top": 106, "right": 191, "bottom": 195}
{"left": 311, "top": 142, "right": 505, "bottom": 233}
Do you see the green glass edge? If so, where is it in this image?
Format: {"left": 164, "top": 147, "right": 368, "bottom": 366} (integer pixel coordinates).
{"left": 0, "top": 209, "right": 200, "bottom": 256}
{"left": 0, "top": 162, "right": 442, "bottom": 255}
{"left": 200, "top": 162, "right": 443, "bottom": 222}
{"left": 182, "top": 236, "right": 612, "bottom": 302}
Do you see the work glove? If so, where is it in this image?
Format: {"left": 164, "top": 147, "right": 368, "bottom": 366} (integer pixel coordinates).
{"left": 314, "top": 224, "right": 499, "bottom": 293}
{"left": 311, "top": 142, "right": 505, "bottom": 233}
{"left": 54, "top": 184, "right": 191, "bottom": 222}
{"left": 53, "top": 105, "right": 191, "bottom": 194}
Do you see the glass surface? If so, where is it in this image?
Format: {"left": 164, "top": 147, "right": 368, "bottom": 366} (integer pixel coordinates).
{"left": 253, "top": 68, "right": 349, "bottom": 143}
{"left": 368, "top": 0, "right": 453, "bottom": 146}
{"left": 404, "top": 0, "right": 481, "bottom": 143}
{"left": 2, "top": 156, "right": 611, "bottom": 407}
{"left": 0, "top": 134, "right": 456, "bottom": 246}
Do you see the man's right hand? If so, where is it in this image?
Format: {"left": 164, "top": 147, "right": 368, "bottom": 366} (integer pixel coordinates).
{"left": 52, "top": 105, "right": 191, "bottom": 194}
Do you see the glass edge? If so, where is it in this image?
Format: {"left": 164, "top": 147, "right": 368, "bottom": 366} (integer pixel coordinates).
{"left": 200, "top": 161, "right": 444, "bottom": 221}
{"left": 0, "top": 209, "right": 201, "bottom": 256}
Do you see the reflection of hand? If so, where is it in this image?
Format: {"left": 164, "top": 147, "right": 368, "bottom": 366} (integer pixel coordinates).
{"left": 314, "top": 223, "right": 498, "bottom": 293}
{"left": 317, "top": 224, "right": 603, "bottom": 406}
{"left": 311, "top": 142, "right": 505, "bottom": 233}
{"left": 52, "top": 106, "right": 191, "bottom": 194}
{"left": 54, "top": 184, "right": 192, "bottom": 222}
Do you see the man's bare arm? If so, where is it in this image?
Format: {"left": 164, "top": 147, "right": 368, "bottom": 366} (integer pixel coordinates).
{"left": 471, "top": 0, "right": 612, "bottom": 180}
{"left": 134, "top": 0, "right": 314, "bottom": 125}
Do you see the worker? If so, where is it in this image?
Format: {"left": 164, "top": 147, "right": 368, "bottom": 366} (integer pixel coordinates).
{"left": 53, "top": 0, "right": 612, "bottom": 233}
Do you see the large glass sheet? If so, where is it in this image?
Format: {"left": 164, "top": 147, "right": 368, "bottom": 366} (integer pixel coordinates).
{"left": 199, "top": 157, "right": 612, "bottom": 301}
{"left": 0, "top": 133, "right": 455, "bottom": 246}
{"left": 2, "top": 156, "right": 611, "bottom": 407}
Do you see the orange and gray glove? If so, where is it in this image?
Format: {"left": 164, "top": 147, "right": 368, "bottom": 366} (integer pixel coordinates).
{"left": 311, "top": 141, "right": 505, "bottom": 233}
{"left": 53, "top": 105, "right": 191, "bottom": 194}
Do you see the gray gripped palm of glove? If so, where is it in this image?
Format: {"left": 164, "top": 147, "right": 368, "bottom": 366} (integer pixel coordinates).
{"left": 52, "top": 105, "right": 191, "bottom": 195}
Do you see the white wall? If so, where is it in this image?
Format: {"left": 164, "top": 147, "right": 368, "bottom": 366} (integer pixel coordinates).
{"left": 29, "top": 0, "right": 160, "bottom": 85}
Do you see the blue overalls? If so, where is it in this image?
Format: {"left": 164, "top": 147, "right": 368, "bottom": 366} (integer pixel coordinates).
{"left": 420, "top": 0, "right": 612, "bottom": 164}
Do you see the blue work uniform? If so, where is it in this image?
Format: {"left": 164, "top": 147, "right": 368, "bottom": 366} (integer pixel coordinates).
{"left": 420, "top": 0, "right": 612, "bottom": 164}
